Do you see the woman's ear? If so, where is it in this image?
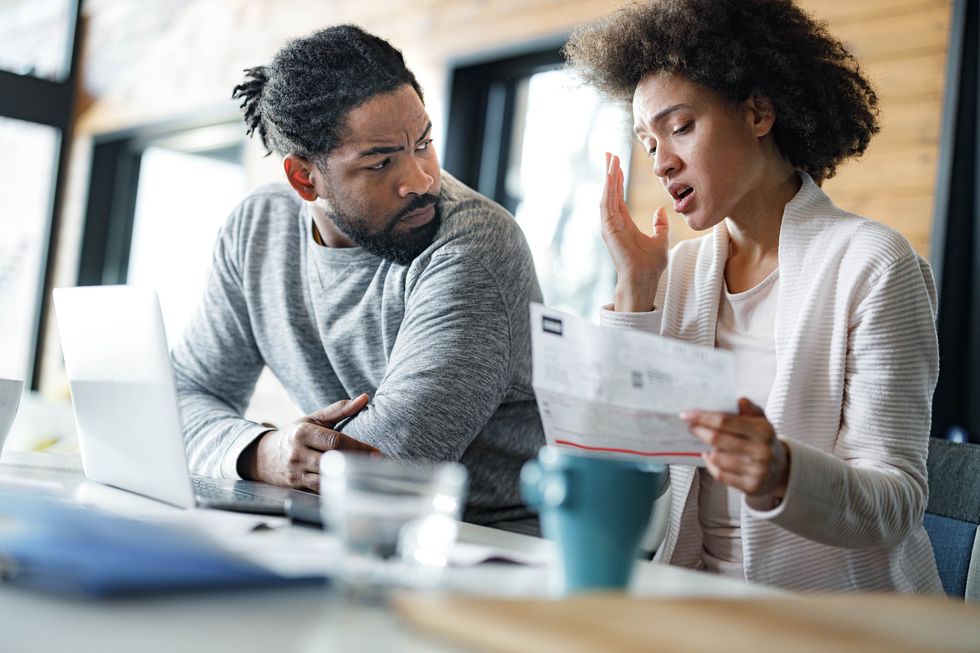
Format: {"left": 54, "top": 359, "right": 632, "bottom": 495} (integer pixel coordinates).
{"left": 745, "top": 96, "right": 776, "bottom": 138}
{"left": 283, "top": 154, "right": 319, "bottom": 201}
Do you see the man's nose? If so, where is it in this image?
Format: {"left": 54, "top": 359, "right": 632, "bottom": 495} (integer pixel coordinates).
{"left": 398, "top": 157, "right": 435, "bottom": 197}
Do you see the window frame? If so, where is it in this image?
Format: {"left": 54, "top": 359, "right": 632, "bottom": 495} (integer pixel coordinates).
{"left": 443, "top": 43, "right": 567, "bottom": 215}
{"left": 0, "top": 0, "right": 82, "bottom": 390}
{"left": 77, "top": 112, "right": 243, "bottom": 289}
{"left": 929, "top": 0, "right": 980, "bottom": 443}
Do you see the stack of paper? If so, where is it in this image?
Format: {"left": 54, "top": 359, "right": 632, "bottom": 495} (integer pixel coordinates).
{"left": 530, "top": 303, "right": 737, "bottom": 465}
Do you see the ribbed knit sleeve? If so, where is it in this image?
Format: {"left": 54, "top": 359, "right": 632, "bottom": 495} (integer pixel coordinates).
{"left": 747, "top": 251, "right": 939, "bottom": 549}
{"left": 598, "top": 303, "right": 663, "bottom": 333}
{"left": 654, "top": 175, "right": 943, "bottom": 592}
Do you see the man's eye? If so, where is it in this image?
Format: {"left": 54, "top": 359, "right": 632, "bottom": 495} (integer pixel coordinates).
{"left": 368, "top": 158, "right": 391, "bottom": 170}
{"left": 416, "top": 138, "right": 433, "bottom": 151}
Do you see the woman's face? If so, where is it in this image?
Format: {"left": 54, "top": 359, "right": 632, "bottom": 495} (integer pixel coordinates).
{"left": 632, "top": 73, "right": 775, "bottom": 231}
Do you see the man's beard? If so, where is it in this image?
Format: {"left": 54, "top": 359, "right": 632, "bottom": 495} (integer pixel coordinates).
{"left": 328, "top": 194, "right": 441, "bottom": 265}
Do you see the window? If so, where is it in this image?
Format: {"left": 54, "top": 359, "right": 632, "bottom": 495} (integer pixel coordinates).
{"left": 0, "top": 118, "right": 60, "bottom": 379}
{"left": 445, "top": 45, "right": 632, "bottom": 318}
{"left": 0, "top": 0, "right": 81, "bottom": 388}
{"left": 930, "top": 0, "right": 979, "bottom": 443}
{"left": 506, "top": 68, "right": 632, "bottom": 317}
{"left": 79, "top": 122, "right": 246, "bottom": 344}
{"left": 77, "top": 119, "right": 299, "bottom": 428}
{"left": 0, "top": 0, "right": 75, "bottom": 82}
{"left": 126, "top": 142, "right": 246, "bottom": 344}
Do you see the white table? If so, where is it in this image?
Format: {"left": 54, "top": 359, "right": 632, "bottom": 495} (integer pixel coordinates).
{"left": 0, "top": 451, "right": 782, "bottom": 653}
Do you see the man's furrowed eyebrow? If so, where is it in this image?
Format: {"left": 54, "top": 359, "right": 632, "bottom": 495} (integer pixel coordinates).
{"left": 414, "top": 121, "right": 432, "bottom": 145}
{"left": 358, "top": 144, "right": 404, "bottom": 157}
{"left": 355, "top": 121, "right": 432, "bottom": 157}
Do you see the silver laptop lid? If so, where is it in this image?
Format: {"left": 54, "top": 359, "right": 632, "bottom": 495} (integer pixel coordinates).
{"left": 53, "top": 285, "right": 196, "bottom": 508}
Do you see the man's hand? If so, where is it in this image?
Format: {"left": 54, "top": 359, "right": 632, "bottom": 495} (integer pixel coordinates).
{"left": 239, "top": 393, "right": 379, "bottom": 491}
{"left": 682, "top": 398, "right": 790, "bottom": 500}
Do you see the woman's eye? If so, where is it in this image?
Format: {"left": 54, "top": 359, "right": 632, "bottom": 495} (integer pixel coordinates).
{"left": 674, "top": 122, "right": 692, "bottom": 135}
{"left": 368, "top": 158, "right": 390, "bottom": 170}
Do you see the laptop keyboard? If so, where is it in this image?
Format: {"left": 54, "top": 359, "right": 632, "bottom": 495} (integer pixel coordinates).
{"left": 192, "top": 478, "right": 266, "bottom": 503}
{"left": 191, "top": 477, "right": 289, "bottom": 515}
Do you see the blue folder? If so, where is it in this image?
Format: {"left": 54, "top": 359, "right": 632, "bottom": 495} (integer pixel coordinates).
{"left": 0, "top": 490, "right": 323, "bottom": 596}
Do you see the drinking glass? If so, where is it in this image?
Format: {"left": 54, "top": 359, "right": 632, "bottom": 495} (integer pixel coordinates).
{"left": 319, "top": 451, "right": 467, "bottom": 594}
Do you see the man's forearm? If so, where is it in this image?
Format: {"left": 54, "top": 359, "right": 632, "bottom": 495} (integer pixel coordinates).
{"left": 236, "top": 431, "right": 270, "bottom": 480}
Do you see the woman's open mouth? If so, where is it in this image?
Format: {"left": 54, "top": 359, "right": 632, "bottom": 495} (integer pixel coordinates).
{"left": 670, "top": 185, "right": 695, "bottom": 214}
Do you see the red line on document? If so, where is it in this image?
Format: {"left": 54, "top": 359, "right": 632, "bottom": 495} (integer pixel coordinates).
{"left": 554, "top": 439, "right": 703, "bottom": 457}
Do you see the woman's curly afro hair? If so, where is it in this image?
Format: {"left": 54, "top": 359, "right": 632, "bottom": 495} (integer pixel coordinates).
{"left": 564, "top": 0, "right": 879, "bottom": 183}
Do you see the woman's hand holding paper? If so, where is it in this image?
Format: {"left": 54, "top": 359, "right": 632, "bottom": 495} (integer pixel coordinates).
{"left": 681, "top": 398, "right": 790, "bottom": 501}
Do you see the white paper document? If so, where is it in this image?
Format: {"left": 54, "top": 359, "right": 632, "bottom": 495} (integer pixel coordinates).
{"left": 530, "top": 303, "right": 738, "bottom": 466}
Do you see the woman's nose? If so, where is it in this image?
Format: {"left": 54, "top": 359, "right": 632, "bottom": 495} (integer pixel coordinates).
{"left": 653, "top": 146, "right": 679, "bottom": 178}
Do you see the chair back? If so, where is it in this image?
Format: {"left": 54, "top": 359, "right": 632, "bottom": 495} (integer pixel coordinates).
{"left": 924, "top": 437, "right": 980, "bottom": 601}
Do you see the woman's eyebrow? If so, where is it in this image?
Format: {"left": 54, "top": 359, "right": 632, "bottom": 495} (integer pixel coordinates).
{"left": 651, "top": 103, "right": 693, "bottom": 124}
{"left": 633, "top": 104, "right": 694, "bottom": 136}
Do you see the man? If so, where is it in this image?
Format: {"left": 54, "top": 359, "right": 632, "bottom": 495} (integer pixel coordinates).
{"left": 171, "top": 25, "right": 545, "bottom": 529}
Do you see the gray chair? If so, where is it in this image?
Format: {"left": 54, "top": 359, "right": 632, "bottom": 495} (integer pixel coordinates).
{"left": 924, "top": 437, "right": 980, "bottom": 601}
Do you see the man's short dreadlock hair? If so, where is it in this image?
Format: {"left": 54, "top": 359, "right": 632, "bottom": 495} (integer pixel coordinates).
{"left": 563, "top": 0, "right": 879, "bottom": 183}
{"left": 232, "top": 25, "right": 423, "bottom": 161}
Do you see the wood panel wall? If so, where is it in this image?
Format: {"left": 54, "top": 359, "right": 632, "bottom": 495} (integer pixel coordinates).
{"left": 39, "top": 0, "right": 953, "bottom": 398}
{"left": 73, "top": 0, "right": 951, "bottom": 256}
{"left": 628, "top": 0, "right": 952, "bottom": 256}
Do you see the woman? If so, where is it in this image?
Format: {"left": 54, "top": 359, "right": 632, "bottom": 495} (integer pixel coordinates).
{"left": 565, "top": 0, "right": 943, "bottom": 593}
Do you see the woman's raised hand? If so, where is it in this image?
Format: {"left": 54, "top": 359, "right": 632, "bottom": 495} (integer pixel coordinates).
{"left": 601, "top": 153, "right": 669, "bottom": 312}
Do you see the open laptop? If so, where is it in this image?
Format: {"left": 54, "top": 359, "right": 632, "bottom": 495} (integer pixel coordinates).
{"left": 52, "top": 285, "right": 317, "bottom": 515}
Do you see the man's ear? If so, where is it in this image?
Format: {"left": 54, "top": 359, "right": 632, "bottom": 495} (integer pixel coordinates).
{"left": 284, "top": 154, "right": 319, "bottom": 201}
{"left": 745, "top": 96, "right": 776, "bottom": 138}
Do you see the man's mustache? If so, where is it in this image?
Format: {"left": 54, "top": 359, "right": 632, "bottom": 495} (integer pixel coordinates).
{"left": 388, "top": 194, "right": 439, "bottom": 226}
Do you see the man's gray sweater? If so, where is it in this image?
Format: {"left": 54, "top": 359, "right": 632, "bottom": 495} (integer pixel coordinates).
{"left": 171, "top": 173, "right": 545, "bottom": 525}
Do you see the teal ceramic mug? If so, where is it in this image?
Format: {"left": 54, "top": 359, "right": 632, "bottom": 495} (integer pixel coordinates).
{"left": 521, "top": 446, "right": 666, "bottom": 595}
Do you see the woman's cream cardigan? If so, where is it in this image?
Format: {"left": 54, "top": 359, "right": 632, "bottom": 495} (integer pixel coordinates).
{"left": 601, "top": 174, "right": 943, "bottom": 593}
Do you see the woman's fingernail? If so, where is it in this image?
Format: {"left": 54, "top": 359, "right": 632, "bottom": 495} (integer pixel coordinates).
{"left": 679, "top": 411, "right": 694, "bottom": 421}
{"left": 607, "top": 156, "right": 615, "bottom": 174}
